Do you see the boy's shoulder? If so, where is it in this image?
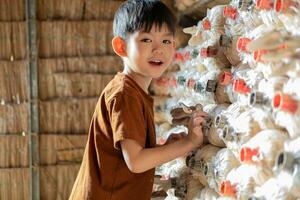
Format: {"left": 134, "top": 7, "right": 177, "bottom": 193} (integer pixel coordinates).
{"left": 103, "top": 73, "right": 142, "bottom": 103}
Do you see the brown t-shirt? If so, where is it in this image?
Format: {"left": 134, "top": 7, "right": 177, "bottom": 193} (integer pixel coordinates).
{"left": 69, "top": 72, "right": 156, "bottom": 200}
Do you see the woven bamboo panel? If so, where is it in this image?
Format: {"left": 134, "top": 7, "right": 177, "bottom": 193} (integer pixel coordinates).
{"left": 38, "top": 21, "right": 114, "bottom": 58}
{"left": 0, "top": 61, "right": 29, "bottom": 103}
{"left": 39, "top": 72, "right": 115, "bottom": 99}
{"left": 37, "top": 0, "right": 85, "bottom": 20}
{"left": 40, "top": 164, "right": 80, "bottom": 200}
{"left": 40, "top": 134, "right": 87, "bottom": 165}
{"left": 39, "top": 98, "right": 97, "bottom": 134}
{"left": 0, "top": 0, "right": 25, "bottom": 21}
{"left": 0, "top": 168, "right": 29, "bottom": 200}
{"left": 0, "top": 22, "right": 27, "bottom": 60}
{"left": 84, "top": 0, "right": 122, "bottom": 20}
{"left": 39, "top": 56, "right": 122, "bottom": 75}
{"left": 37, "top": 0, "right": 122, "bottom": 20}
{"left": 0, "top": 103, "right": 29, "bottom": 134}
{"left": 0, "top": 135, "right": 29, "bottom": 168}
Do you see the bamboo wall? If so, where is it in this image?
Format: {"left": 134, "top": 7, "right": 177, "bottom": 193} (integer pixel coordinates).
{"left": 37, "top": 0, "right": 122, "bottom": 199}
{"left": 0, "top": 0, "right": 123, "bottom": 199}
{"left": 0, "top": 0, "right": 188, "bottom": 199}
{"left": 0, "top": 0, "right": 30, "bottom": 199}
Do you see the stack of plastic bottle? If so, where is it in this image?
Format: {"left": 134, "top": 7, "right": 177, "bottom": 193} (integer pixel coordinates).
{"left": 151, "top": 0, "right": 300, "bottom": 199}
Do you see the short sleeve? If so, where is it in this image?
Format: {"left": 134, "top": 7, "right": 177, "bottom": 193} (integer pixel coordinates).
{"left": 108, "top": 93, "right": 147, "bottom": 150}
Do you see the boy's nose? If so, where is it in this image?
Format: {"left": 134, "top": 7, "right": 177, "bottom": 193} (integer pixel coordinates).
{"left": 152, "top": 46, "right": 163, "bottom": 55}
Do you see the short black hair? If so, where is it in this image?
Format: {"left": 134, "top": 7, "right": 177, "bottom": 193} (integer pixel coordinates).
{"left": 113, "top": 0, "right": 176, "bottom": 39}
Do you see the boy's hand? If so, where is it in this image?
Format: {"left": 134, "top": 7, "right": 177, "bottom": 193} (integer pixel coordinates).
{"left": 170, "top": 104, "right": 202, "bottom": 126}
{"left": 164, "top": 132, "right": 187, "bottom": 145}
{"left": 187, "top": 111, "right": 207, "bottom": 147}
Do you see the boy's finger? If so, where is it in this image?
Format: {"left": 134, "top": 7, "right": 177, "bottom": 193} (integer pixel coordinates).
{"left": 193, "top": 117, "right": 205, "bottom": 126}
{"left": 172, "top": 118, "right": 190, "bottom": 125}
{"left": 179, "top": 132, "right": 187, "bottom": 138}
{"left": 192, "top": 111, "right": 208, "bottom": 118}
{"left": 171, "top": 112, "right": 191, "bottom": 119}
{"left": 170, "top": 107, "right": 184, "bottom": 115}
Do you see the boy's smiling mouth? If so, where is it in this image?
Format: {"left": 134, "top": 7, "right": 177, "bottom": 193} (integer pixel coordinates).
{"left": 149, "top": 60, "right": 164, "bottom": 66}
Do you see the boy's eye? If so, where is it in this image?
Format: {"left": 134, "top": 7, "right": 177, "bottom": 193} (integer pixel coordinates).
{"left": 163, "top": 40, "right": 172, "bottom": 44}
{"left": 141, "top": 38, "right": 152, "bottom": 43}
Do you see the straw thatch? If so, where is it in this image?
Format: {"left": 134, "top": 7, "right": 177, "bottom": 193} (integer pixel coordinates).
{"left": 40, "top": 134, "right": 87, "bottom": 165}
{"left": 39, "top": 73, "right": 114, "bottom": 99}
{"left": 40, "top": 164, "right": 80, "bottom": 200}
{"left": 0, "top": 168, "right": 29, "bottom": 200}
{"left": 37, "top": 0, "right": 122, "bottom": 20}
{"left": 0, "top": 135, "right": 28, "bottom": 168}
{"left": 0, "top": 61, "right": 28, "bottom": 103}
{"left": 0, "top": 103, "right": 29, "bottom": 134}
{"left": 39, "top": 98, "right": 97, "bottom": 134}
{"left": 37, "top": 0, "right": 85, "bottom": 20}
{"left": 0, "top": 0, "right": 25, "bottom": 21}
{"left": 0, "top": 22, "right": 27, "bottom": 60}
{"left": 39, "top": 56, "right": 122, "bottom": 75}
{"left": 84, "top": 0, "right": 123, "bottom": 20}
{"left": 38, "top": 57, "right": 118, "bottom": 99}
{"left": 38, "top": 21, "right": 114, "bottom": 58}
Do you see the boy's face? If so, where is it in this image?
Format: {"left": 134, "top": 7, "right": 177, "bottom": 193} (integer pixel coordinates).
{"left": 124, "top": 24, "right": 175, "bottom": 79}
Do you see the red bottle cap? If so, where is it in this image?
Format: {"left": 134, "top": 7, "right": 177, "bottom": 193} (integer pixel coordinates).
{"left": 240, "top": 147, "right": 260, "bottom": 163}
{"left": 223, "top": 6, "right": 238, "bottom": 20}
{"left": 237, "top": 37, "right": 252, "bottom": 52}
{"left": 187, "top": 79, "right": 196, "bottom": 89}
{"left": 256, "top": 0, "right": 274, "bottom": 10}
{"left": 183, "top": 51, "right": 191, "bottom": 61}
{"left": 174, "top": 52, "right": 184, "bottom": 62}
{"left": 155, "top": 77, "right": 170, "bottom": 87}
{"left": 202, "top": 19, "right": 211, "bottom": 30}
{"left": 275, "top": 0, "right": 292, "bottom": 12}
{"left": 169, "top": 76, "right": 177, "bottom": 87}
{"left": 233, "top": 79, "right": 251, "bottom": 94}
{"left": 253, "top": 49, "right": 269, "bottom": 62}
{"left": 220, "top": 181, "right": 237, "bottom": 197}
{"left": 273, "top": 92, "right": 298, "bottom": 114}
{"left": 200, "top": 46, "right": 218, "bottom": 57}
{"left": 219, "top": 71, "right": 233, "bottom": 86}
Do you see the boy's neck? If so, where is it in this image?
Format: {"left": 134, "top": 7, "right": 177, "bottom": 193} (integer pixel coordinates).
{"left": 122, "top": 67, "right": 152, "bottom": 94}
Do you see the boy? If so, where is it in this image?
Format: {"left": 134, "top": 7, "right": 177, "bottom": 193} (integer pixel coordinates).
{"left": 69, "top": 1, "right": 207, "bottom": 199}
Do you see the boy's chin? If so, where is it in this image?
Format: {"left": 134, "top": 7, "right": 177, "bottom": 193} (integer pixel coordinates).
{"left": 150, "top": 71, "right": 165, "bottom": 79}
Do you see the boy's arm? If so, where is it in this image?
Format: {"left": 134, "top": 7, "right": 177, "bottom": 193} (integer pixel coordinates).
{"left": 120, "top": 111, "right": 206, "bottom": 173}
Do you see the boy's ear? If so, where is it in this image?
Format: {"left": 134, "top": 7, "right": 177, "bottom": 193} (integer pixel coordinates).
{"left": 112, "top": 37, "right": 127, "bottom": 57}
{"left": 172, "top": 40, "right": 176, "bottom": 48}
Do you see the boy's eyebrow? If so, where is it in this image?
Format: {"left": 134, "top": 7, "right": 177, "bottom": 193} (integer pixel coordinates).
{"left": 140, "top": 32, "right": 174, "bottom": 37}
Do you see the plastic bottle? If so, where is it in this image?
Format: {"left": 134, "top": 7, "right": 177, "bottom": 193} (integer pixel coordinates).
{"left": 272, "top": 83, "right": 300, "bottom": 138}
{"left": 250, "top": 177, "right": 294, "bottom": 200}
{"left": 200, "top": 187, "right": 220, "bottom": 200}
{"left": 219, "top": 34, "right": 241, "bottom": 66}
{"left": 273, "top": 137, "right": 300, "bottom": 198}
{"left": 186, "top": 145, "right": 221, "bottom": 186}
{"left": 240, "top": 129, "right": 288, "bottom": 170}
{"left": 275, "top": 0, "right": 300, "bottom": 35}
{"left": 255, "top": 0, "right": 283, "bottom": 27}
{"left": 250, "top": 76, "right": 288, "bottom": 109}
{"left": 203, "top": 104, "right": 230, "bottom": 147}
{"left": 212, "top": 148, "right": 240, "bottom": 193}
{"left": 218, "top": 71, "right": 238, "bottom": 103}
{"left": 204, "top": 5, "right": 227, "bottom": 35}
{"left": 220, "top": 164, "right": 257, "bottom": 199}
{"left": 214, "top": 102, "right": 247, "bottom": 158}
{"left": 183, "top": 25, "right": 202, "bottom": 47}
{"left": 186, "top": 177, "right": 204, "bottom": 200}
{"left": 200, "top": 45, "right": 231, "bottom": 69}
